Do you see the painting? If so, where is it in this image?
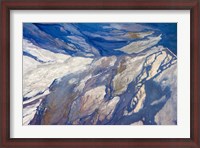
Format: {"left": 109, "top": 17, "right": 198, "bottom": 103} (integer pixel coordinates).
{"left": 23, "top": 23, "right": 177, "bottom": 125}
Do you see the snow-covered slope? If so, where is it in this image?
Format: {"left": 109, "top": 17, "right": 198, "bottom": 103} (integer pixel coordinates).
{"left": 23, "top": 42, "right": 177, "bottom": 125}
{"left": 23, "top": 40, "right": 93, "bottom": 125}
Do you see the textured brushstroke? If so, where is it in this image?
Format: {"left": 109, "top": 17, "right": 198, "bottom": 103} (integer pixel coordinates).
{"left": 23, "top": 23, "right": 177, "bottom": 125}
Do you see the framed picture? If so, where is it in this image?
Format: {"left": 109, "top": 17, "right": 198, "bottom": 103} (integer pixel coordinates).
{"left": 1, "top": 0, "right": 199, "bottom": 147}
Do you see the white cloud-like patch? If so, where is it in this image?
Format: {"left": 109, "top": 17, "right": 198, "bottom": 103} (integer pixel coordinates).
{"left": 103, "top": 23, "right": 154, "bottom": 32}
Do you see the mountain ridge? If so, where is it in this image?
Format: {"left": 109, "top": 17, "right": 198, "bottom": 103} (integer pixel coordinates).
{"left": 23, "top": 41, "right": 177, "bottom": 125}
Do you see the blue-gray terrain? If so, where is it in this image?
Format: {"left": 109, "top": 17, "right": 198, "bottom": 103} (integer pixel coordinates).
{"left": 23, "top": 23, "right": 177, "bottom": 125}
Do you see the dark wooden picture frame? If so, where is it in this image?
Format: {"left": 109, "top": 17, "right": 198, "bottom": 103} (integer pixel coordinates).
{"left": 1, "top": 0, "right": 199, "bottom": 147}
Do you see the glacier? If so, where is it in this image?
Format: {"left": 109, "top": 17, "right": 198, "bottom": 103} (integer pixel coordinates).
{"left": 23, "top": 23, "right": 177, "bottom": 125}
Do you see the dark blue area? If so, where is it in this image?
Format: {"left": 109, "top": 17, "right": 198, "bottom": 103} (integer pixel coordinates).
{"left": 73, "top": 23, "right": 111, "bottom": 32}
{"left": 23, "top": 23, "right": 177, "bottom": 56}
{"left": 143, "top": 23, "right": 177, "bottom": 55}
{"left": 34, "top": 23, "right": 70, "bottom": 37}
{"left": 90, "top": 39, "right": 126, "bottom": 56}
